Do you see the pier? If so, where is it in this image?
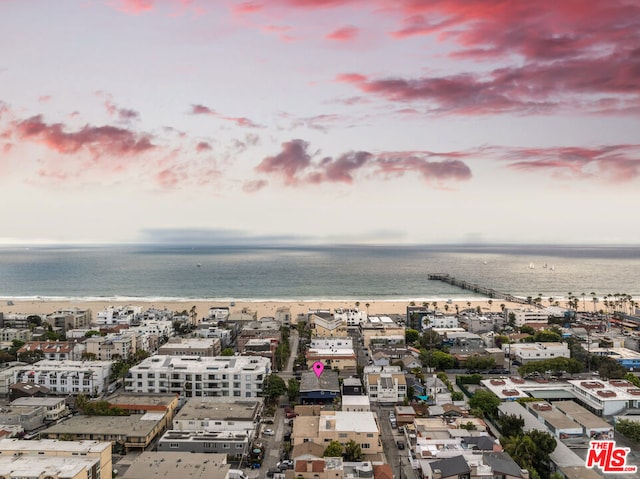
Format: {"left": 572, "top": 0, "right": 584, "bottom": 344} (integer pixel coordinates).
{"left": 428, "top": 273, "right": 531, "bottom": 305}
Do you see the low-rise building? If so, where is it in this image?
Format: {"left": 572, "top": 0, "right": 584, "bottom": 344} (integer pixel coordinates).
{"left": 300, "top": 369, "right": 340, "bottom": 404}
{"left": 305, "top": 348, "right": 356, "bottom": 371}
{"left": 363, "top": 365, "right": 407, "bottom": 404}
{"left": 504, "top": 308, "right": 550, "bottom": 328}
{"left": 84, "top": 332, "right": 137, "bottom": 360}
{"left": 360, "top": 317, "right": 405, "bottom": 349}
{"left": 126, "top": 355, "right": 270, "bottom": 398}
{"left": 40, "top": 413, "right": 165, "bottom": 452}
{"left": 158, "top": 337, "right": 222, "bottom": 357}
{"left": 45, "top": 308, "right": 92, "bottom": 333}
{"left": 236, "top": 320, "right": 281, "bottom": 350}
{"left": 0, "top": 438, "right": 112, "bottom": 479}
{"left": 95, "top": 305, "right": 141, "bottom": 327}
{"left": 292, "top": 411, "right": 382, "bottom": 454}
{"left": 11, "top": 396, "right": 68, "bottom": 421}
{"left": 13, "top": 360, "right": 113, "bottom": 396}
{"left": 172, "top": 397, "right": 260, "bottom": 433}
{"left": 310, "top": 313, "right": 348, "bottom": 338}
{"left": 503, "top": 342, "right": 570, "bottom": 364}
{"left": 0, "top": 327, "right": 33, "bottom": 343}
{"left": 0, "top": 403, "right": 46, "bottom": 431}
{"left": 122, "top": 451, "right": 230, "bottom": 479}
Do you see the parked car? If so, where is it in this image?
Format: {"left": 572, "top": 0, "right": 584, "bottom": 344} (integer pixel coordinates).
{"left": 263, "top": 428, "right": 275, "bottom": 436}
{"left": 266, "top": 468, "right": 277, "bottom": 477}
{"left": 397, "top": 441, "right": 405, "bottom": 450}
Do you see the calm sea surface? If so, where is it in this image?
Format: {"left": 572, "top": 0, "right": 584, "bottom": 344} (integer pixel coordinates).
{"left": 0, "top": 244, "right": 638, "bottom": 303}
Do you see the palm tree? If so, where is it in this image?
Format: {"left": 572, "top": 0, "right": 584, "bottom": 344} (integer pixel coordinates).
{"left": 581, "top": 293, "right": 586, "bottom": 311}
{"left": 591, "top": 292, "right": 597, "bottom": 312}
{"left": 365, "top": 303, "right": 370, "bottom": 314}
{"left": 189, "top": 305, "right": 197, "bottom": 326}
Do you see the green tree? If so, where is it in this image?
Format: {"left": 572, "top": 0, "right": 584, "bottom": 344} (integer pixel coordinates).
{"left": 17, "top": 348, "right": 44, "bottom": 364}
{"left": 27, "top": 315, "right": 42, "bottom": 327}
{"left": 9, "top": 339, "right": 25, "bottom": 357}
{"left": 323, "top": 440, "right": 343, "bottom": 457}
{"left": 597, "top": 357, "right": 627, "bottom": 380}
{"left": 85, "top": 330, "right": 103, "bottom": 338}
{"left": 624, "top": 372, "right": 640, "bottom": 387}
{"left": 405, "top": 329, "right": 420, "bottom": 344}
{"left": 344, "top": 439, "right": 364, "bottom": 461}
{"left": 287, "top": 378, "right": 300, "bottom": 403}
{"left": 221, "top": 347, "right": 235, "bottom": 356}
{"left": 468, "top": 389, "right": 500, "bottom": 417}
{"left": 520, "top": 325, "right": 535, "bottom": 335}
{"left": 263, "top": 374, "right": 287, "bottom": 402}
{"left": 420, "top": 349, "right": 454, "bottom": 370}
{"left": 498, "top": 414, "right": 525, "bottom": 438}
{"left": 465, "top": 354, "right": 496, "bottom": 371}
{"left": 533, "top": 330, "right": 562, "bottom": 342}
{"left": 451, "top": 391, "right": 464, "bottom": 401}
{"left": 616, "top": 418, "right": 640, "bottom": 442}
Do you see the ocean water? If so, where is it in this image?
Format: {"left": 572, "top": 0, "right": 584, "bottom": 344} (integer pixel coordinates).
{"left": 0, "top": 244, "right": 638, "bottom": 303}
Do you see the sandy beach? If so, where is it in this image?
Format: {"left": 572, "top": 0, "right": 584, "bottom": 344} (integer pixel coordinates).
{"left": 0, "top": 298, "right": 530, "bottom": 323}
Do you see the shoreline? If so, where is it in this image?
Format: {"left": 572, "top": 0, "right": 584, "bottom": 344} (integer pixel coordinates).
{"left": 0, "top": 297, "right": 552, "bottom": 322}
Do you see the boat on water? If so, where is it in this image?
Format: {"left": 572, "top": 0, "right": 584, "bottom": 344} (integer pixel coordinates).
{"left": 196, "top": 263, "right": 201, "bottom": 268}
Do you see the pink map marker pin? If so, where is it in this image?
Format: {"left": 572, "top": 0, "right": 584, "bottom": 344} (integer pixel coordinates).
{"left": 312, "top": 361, "right": 325, "bottom": 379}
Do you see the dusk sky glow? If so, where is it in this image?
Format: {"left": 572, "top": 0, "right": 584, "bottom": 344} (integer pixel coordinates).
{"left": 2, "top": 0, "right": 639, "bottom": 245}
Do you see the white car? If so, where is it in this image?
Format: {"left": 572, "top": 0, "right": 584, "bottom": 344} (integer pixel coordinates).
{"left": 263, "top": 428, "right": 275, "bottom": 436}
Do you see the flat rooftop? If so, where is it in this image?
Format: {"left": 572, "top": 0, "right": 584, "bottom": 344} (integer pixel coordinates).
{"left": 41, "top": 414, "right": 162, "bottom": 438}
{"left": 122, "top": 451, "right": 228, "bottom": 479}
{"left": 0, "top": 455, "right": 98, "bottom": 479}
{"left": 176, "top": 398, "right": 258, "bottom": 421}
{"left": 553, "top": 400, "right": 611, "bottom": 430}
{"left": 0, "top": 438, "right": 111, "bottom": 454}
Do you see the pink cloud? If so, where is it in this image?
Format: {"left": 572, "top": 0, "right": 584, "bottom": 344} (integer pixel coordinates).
{"left": 256, "top": 139, "right": 472, "bottom": 186}
{"left": 243, "top": 179, "right": 268, "bottom": 192}
{"left": 255, "top": 139, "right": 312, "bottom": 185}
{"left": 14, "top": 115, "right": 155, "bottom": 156}
{"left": 326, "top": 25, "right": 359, "bottom": 42}
{"left": 191, "top": 104, "right": 216, "bottom": 115}
{"left": 190, "top": 103, "right": 263, "bottom": 128}
{"left": 196, "top": 141, "right": 212, "bottom": 152}
{"left": 38, "top": 95, "right": 52, "bottom": 103}
{"left": 503, "top": 145, "right": 640, "bottom": 183}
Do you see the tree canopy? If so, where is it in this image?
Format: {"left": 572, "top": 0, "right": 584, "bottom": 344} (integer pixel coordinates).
{"left": 468, "top": 389, "right": 500, "bottom": 417}
{"left": 323, "top": 440, "right": 343, "bottom": 457}
{"left": 263, "top": 374, "right": 287, "bottom": 401}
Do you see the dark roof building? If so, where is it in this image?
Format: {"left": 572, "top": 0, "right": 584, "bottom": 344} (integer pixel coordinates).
{"left": 299, "top": 369, "right": 340, "bottom": 404}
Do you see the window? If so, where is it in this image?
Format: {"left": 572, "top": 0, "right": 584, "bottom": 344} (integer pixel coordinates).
{"left": 223, "top": 444, "right": 230, "bottom": 449}
{"left": 170, "top": 443, "right": 179, "bottom": 449}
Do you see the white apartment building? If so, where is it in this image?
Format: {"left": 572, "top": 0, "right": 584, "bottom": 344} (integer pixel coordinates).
{"left": 334, "top": 308, "right": 368, "bottom": 327}
{"left": 12, "top": 360, "right": 113, "bottom": 396}
{"left": 208, "top": 307, "right": 230, "bottom": 321}
{"left": 310, "top": 337, "right": 354, "bottom": 350}
{"left": 125, "top": 355, "right": 270, "bottom": 398}
{"left": 504, "top": 308, "right": 550, "bottom": 327}
{"left": 363, "top": 365, "right": 407, "bottom": 404}
{"left": 95, "top": 305, "right": 142, "bottom": 327}
{"left": 503, "top": 342, "right": 569, "bottom": 364}
{"left": 195, "top": 325, "right": 233, "bottom": 347}
{"left": 84, "top": 332, "right": 137, "bottom": 360}
{"left": 422, "top": 314, "right": 459, "bottom": 330}
{"left": 172, "top": 397, "right": 261, "bottom": 434}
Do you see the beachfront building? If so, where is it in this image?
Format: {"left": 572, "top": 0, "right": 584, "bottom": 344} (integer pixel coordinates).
{"left": 208, "top": 307, "right": 230, "bottom": 321}
{"left": 275, "top": 306, "right": 292, "bottom": 326}
{"left": 0, "top": 362, "right": 27, "bottom": 397}
{"left": 310, "top": 313, "right": 348, "bottom": 337}
{"left": 333, "top": 308, "right": 368, "bottom": 327}
{"left": 502, "top": 342, "right": 570, "bottom": 364}
{"left": 84, "top": 332, "right": 137, "bottom": 360}
{"left": 360, "top": 316, "right": 405, "bottom": 349}
{"left": 12, "top": 360, "right": 113, "bottom": 396}
{"left": 158, "top": 337, "right": 222, "bottom": 357}
{"left": 95, "top": 305, "right": 142, "bottom": 327}
{"left": 292, "top": 411, "right": 382, "bottom": 454}
{"left": 125, "top": 355, "right": 270, "bottom": 398}
{"left": 45, "top": 308, "right": 93, "bottom": 333}
{"left": 363, "top": 365, "right": 407, "bottom": 404}
{"left": 0, "top": 438, "right": 112, "bottom": 479}
{"left": 503, "top": 308, "right": 550, "bottom": 328}
{"left": 422, "top": 312, "right": 459, "bottom": 330}
{"left": 1, "top": 313, "right": 33, "bottom": 329}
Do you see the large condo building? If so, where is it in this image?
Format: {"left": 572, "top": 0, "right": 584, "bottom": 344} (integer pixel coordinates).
{"left": 125, "top": 355, "right": 270, "bottom": 398}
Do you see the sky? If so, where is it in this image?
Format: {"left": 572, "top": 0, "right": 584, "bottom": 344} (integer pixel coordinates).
{"left": 1, "top": 0, "right": 640, "bottom": 246}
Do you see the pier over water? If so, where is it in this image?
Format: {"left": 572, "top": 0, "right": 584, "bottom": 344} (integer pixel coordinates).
{"left": 428, "top": 273, "right": 531, "bottom": 305}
